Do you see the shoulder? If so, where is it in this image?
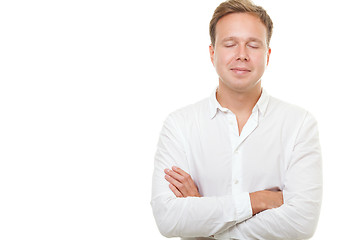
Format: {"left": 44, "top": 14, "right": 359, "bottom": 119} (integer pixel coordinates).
{"left": 165, "top": 97, "right": 209, "bottom": 126}
{"left": 269, "top": 95, "right": 313, "bottom": 117}
{"left": 267, "top": 95, "right": 318, "bottom": 129}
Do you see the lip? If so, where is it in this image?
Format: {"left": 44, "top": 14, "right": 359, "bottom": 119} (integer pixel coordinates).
{"left": 230, "top": 67, "right": 250, "bottom": 71}
{"left": 230, "top": 67, "right": 251, "bottom": 75}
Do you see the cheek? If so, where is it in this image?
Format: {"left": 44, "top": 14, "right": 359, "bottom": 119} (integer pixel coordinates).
{"left": 252, "top": 53, "right": 268, "bottom": 68}
{"left": 215, "top": 50, "right": 234, "bottom": 67}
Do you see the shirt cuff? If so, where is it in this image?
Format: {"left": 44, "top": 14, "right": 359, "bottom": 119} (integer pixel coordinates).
{"left": 233, "top": 192, "right": 252, "bottom": 223}
{"left": 214, "top": 193, "right": 252, "bottom": 240}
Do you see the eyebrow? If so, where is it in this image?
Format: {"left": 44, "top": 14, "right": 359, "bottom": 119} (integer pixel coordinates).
{"left": 221, "top": 36, "right": 264, "bottom": 44}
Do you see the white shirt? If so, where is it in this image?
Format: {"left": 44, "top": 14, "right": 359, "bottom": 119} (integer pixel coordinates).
{"left": 151, "top": 88, "right": 322, "bottom": 240}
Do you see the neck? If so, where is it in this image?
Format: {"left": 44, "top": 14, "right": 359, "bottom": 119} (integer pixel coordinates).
{"left": 216, "top": 82, "right": 262, "bottom": 116}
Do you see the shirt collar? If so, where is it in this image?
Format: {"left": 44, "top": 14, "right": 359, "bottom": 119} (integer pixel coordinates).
{"left": 208, "top": 87, "right": 270, "bottom": 119}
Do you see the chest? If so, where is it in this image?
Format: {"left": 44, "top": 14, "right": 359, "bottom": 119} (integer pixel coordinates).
{"left": 184, "top": 117, "right": 288, "bottom": 196}
{"left": 236, "top": 117, "right": 248, "bottom": 136}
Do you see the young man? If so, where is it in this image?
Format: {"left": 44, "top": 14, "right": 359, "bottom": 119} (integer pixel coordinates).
{"left": 151, "top": 0, "right": 322, "bottom": 239}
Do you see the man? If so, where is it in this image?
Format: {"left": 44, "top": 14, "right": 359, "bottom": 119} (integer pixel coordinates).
{"left": 151, "top": 0, "right": 322, "bottom": 239}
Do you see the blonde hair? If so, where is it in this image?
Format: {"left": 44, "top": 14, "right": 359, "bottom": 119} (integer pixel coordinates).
{"left": 209, "top": 0, "right": 273, "bottom": 47}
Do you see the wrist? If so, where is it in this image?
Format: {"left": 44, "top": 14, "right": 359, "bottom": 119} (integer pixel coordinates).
{"left": 249, "top": 191, "right": 268, "bottom": 215}
{"left": 249, "top": 190, "right": 283, "bottom": 215}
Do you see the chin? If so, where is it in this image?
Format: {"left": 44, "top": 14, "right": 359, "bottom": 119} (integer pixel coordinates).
{"left": 231, "top": 82, "right": 261, "bottom": 93}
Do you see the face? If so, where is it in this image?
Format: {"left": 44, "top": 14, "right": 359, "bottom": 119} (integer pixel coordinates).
{"left": 209, "top": 13, "right": 271, "bottom": 94}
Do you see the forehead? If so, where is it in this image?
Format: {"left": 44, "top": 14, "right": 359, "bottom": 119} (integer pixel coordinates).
{"left": 215, "top": 12, "right": 267, "bottom": 43}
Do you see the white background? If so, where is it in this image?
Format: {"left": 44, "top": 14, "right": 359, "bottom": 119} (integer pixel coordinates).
{"left": 1, "top": 0, "right": 359, "bottom": 239}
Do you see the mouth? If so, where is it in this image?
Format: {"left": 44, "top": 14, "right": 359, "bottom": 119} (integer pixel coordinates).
{"left": 230, "top": 67, "right": 251, "bottom": 75}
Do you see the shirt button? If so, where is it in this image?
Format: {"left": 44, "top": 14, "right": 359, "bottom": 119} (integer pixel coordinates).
{"left": 234, "top": 180, "right": 239, "bottom": 184}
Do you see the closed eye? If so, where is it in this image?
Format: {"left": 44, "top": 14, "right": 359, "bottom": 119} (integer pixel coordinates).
{"left": 248, "top": 44, "right": 259, "bottom": 49}
{"left": 247, "top": 40, "right": 263, "bottom": 49}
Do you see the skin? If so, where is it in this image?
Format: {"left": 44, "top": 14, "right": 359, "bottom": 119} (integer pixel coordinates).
{"left": 164, "top": 13, "right": 283, "bottom": 215}
{"left": 164, "top": 166, "right": 282, "bottom": 215}
{"left": 164, "top": 166, "right": 201, "bottom": 198}
{"left": 210, "top": 12, "right": 271, "bottom": 135}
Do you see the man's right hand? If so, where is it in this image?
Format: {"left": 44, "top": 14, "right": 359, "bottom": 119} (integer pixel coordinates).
{"left": 249, "top": 190, "right": 283, "bottom": 215}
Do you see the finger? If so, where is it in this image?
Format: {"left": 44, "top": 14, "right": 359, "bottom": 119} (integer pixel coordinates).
{"left": 165, "top": 174, "right": 188, "bottom": 196}
{"left": 169, "top": 183, "right": 183, "bottom": 198}
{"left": 172, "top": 166, "right": 190, "bottom": 178}
{"left": 164, "top": 174, "right": 183, "bottom": 190}
{"left": 165, "top": 168, "right": 185, "bottom": 183}
{"left": 172, "top": 166, "right": 194, "bottom": 188}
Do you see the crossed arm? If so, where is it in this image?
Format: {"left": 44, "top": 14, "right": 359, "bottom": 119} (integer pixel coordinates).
{"left": 164, "top": 166, "right": 283, "bottom": 216}
{"left": 151, "top": 113, "right": 322, "bottom": 239}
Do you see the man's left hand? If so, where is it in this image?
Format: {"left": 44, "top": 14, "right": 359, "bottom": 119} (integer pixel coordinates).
{"left": 164, "top": 166, "right": 201, "bottom": 198}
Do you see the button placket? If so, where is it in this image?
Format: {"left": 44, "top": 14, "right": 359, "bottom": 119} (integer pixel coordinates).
{"left": 232, "top": 145, "right": 242, "bottom": 196}
{"left": 227, "top": 113, "right": 238, "bottom": 137}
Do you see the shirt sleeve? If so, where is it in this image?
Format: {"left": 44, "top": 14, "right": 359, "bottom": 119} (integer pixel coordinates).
{"left": 215, "top": 112, "right": 323, "bottom": 240}
{"left": 150, "top": 114, "right": 253, "bottom": 238}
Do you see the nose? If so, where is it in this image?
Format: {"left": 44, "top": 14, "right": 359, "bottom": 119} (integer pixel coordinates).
{"left": 235, "top": 45, "right": 249, "bottom": 62}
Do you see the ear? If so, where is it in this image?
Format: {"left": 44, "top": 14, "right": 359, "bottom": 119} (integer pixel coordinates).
{"left": 266, "top": 47, "right": 271, "bottom": 66}
{"left": 209, "top": 44, "right": 215, "bottom": 66}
